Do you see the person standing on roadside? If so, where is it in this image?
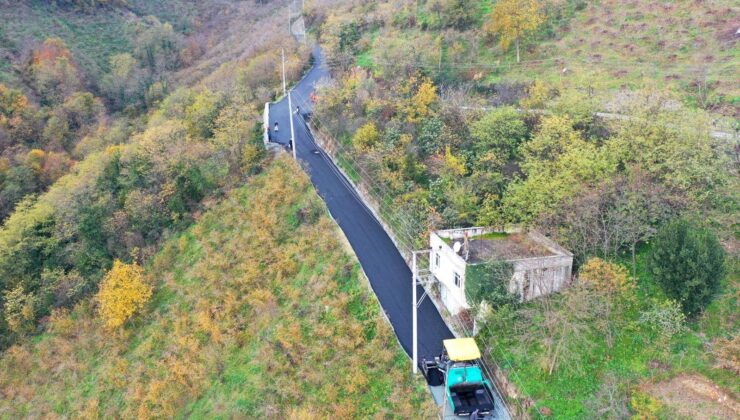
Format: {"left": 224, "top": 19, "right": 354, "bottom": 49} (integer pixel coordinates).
{"left": 274, "top": 121, "right": 279, "bottom": 133}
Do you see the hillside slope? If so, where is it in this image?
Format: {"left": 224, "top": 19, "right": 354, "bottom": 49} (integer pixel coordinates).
{"left": 313, "top": 0, "right": 738, "bottom": 118}
{"left": 0, "top": 156, "right": 435, "bottom": 417}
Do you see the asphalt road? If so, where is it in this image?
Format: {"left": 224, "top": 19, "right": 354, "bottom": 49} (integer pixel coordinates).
{"left": 269, "top": 47, "right": 510, "bottom": 419}
{"left": 269, "top": 46, "right": 452, "bottom": 358}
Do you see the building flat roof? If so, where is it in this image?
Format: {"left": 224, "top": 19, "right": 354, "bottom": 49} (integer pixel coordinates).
{"left": 434, "top": 227, "right": 570, "bottom": 264}
{"left": 466, "top": 233, "right": 554, "bottom": 263}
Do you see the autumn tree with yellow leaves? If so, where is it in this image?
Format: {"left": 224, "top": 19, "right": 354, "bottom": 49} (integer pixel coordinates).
{"left": 486, "top": 0, "right": 545, "bottom": 63}
{"left": 96, "top": 260, "right": 152, "bottom": 329}
{"left": 579, "top": 258, "right": 634, "bottom": 350}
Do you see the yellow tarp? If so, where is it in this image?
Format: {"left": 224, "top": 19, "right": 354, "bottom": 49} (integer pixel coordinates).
{"left": 443, "top": 338, "right": 481, "bottom": 361}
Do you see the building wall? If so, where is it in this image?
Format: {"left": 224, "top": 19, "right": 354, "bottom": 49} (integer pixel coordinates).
{"left": 430, "top": 229, "right": 574, "bottom": 314}
{"left": 510, "top": 255, "right": 573, "bottom": 301}
{"left": 429, "top": 233, "right": 469, "bottom": 315}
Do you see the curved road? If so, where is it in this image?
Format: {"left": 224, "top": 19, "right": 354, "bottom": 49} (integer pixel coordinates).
{"left": 269, "top": 47, "right": 508, "bottom": 419}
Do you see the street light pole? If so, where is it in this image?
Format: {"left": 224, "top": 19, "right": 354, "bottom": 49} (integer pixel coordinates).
{"left": 281, "top": 48, "right": 286, "bottom": 96}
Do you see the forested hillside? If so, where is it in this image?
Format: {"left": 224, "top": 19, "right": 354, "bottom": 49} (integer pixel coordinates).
{"left": 0, "top": 0, "right": 737, "bottom": 417}
{"left": 0, "top": 0, "right": 309, "bottom": 349}
{"left": 0, "top": 1, "right": 435, "bottom": 415}
{"left": 303, "top": 0, "right": 739, "bottom": 417}
{"left": 0, "top": 156, "right": 434, "bottom": 417}
{"left": 0, "top": 0, "right": 293, "bottom": 222}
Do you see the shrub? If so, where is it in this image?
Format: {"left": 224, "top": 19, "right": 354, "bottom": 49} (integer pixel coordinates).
{"left": 352, "top": 122, "right": 379, "bottom": 151}
{"left": 648, "top": 219, "right": 725, "bottom": 317}
{"left": 579, "top": 258, "right": 635, "bottom": 348}
{"left": 3, "top": 286, "right": 36, "bottom": 335}
{"left": 96, "top": 260, "right": 152, "bottom": 329}
{"left": 579, "top": 257, "right": 632, "bottom": 295}
{"left": 629, "top": 389, "right": 663, "bottom": 419}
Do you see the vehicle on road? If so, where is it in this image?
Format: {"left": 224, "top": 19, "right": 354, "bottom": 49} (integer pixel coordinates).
{"left": 421, "top": 338, "right": 496, "bottom": 418}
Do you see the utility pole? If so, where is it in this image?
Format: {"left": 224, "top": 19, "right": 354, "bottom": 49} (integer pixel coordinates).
{"left": 412, "top": 250, "right": 418, "bottom": 375}
{"left": 411, "top": 249, "right": 430, "bottom": 375}
{"left": 288, "top": 91, "right": 296, "bottom": 160}
{"left": 281, "top": 48, "right": 286, "bottom": 96}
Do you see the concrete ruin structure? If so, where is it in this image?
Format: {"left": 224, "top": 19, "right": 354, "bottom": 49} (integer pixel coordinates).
{"left": 429, "top": 227, "right": 573, "bottom": 315}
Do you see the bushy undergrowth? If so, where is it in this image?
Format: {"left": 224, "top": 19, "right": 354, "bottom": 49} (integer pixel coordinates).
{"left": 477, "top": 248, "right": 738, "bottom": 418}
{"left": 0, "top": 157, "right": 435, "bottom": 417}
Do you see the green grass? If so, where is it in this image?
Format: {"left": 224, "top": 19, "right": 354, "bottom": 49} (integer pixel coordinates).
{"left": 483, "top": 245, "right": 739, "bottom": 418}
{"left": 476, "top": 231, "right": 509, "bottom": 240}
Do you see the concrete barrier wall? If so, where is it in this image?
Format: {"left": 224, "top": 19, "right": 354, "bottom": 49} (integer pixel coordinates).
{"left": 263, "top": 102, "right": 270, "bottom": 146}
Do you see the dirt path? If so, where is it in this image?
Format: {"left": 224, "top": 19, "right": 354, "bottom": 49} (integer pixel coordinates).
{"left": 647, "top": 374, "right": 739, "bottom": 419}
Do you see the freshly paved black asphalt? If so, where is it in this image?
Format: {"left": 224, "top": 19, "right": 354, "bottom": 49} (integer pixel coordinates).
{"left": 268, "top": 47, "right": 453, "bottom": 358}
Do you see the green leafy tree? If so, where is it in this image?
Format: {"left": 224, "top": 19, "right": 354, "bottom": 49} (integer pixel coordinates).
{"left": 440, "top": 0, "right": 479, "bottom": 29}
{"left": 647, "top": 219, "right": 725, "bottom": 317}
{"left": 102, "top": 53, "right": 143, "bottom": 109}
{"left": 185, "top": 90, "right": 224, "bottom": 139}
{"left": 470, "top": 106, "right": 528, "bottom": 168}
{"left": 134, "top": 16, "right": 180, "bottom": 74}
{"left": 504, "top": 115, "right": 615, "bottom": 224}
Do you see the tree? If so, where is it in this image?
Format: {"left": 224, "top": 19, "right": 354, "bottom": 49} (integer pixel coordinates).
{"left": 102, "top": 53, "right": 143, "bottom": 109}
{"left": 647, "top": 219, "right": 725, "bottom": 317}
{"left": 28, "top": 38, "right": 82, "bottom": 105}
{"left": 134, "top": 16, "right": 180, "bottom": 74}
{"left": 440, "top": 0, "right": 479, "bottom": 29}
{"left": 605, "top": 89, "right": 732, "bottom": 209}
{"left": 579, "top": 258, "right": 634, "bottom": 349}
{"left": 470, "top": 106, "right": 527, "bottom": 168}
{"left": 352, "top": 122, "right": 379, "bottom": 151}
{"left": 96, "top": 260, "right": 152, "bottom": 329}
{"left": 504, "top": 115, "right": 615, "bottom": 224}
{"left": 486, "top": 0, "right": 545, "bottom": 63}
{"left": 539, "top": 171, "right": 681, "bottom": 264}
{"left": 3, "top": 285, "right": 36, "bottom": 335}
{"left": 404, "top": 76, "right": 437, "bottom": 123}
{"left": 185, "top": 90, "right": 224, "bottom": 139}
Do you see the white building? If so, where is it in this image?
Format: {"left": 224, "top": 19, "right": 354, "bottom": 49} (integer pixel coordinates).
{"left": 429, "top": 227, "right": 573, "bottom": 315}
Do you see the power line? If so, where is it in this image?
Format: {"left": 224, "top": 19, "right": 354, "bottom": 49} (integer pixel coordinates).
{"left": 292, "top": 90, "right": 425, "bottom": 251}
{"left": 294, "top": 87, "right": 542, "bottom": 419}
{"left": 325, "top": 48, "right": 738, "bottom": 78}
